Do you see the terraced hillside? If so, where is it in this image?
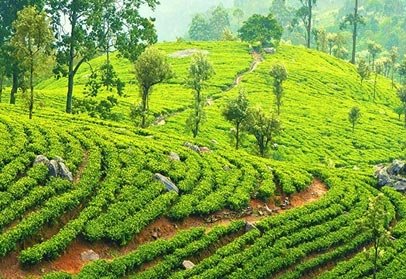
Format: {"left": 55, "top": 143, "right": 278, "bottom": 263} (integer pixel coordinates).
{"left": 0, "top": 42, "right": 405, "bottom": 279}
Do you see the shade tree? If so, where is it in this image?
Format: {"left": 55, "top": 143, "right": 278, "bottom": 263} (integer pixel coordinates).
{"left": 10, "top": 6, "right": 53, "bottom": 119}
{"left": 238, "top": 14, "right": 283, "bottom": 48}
{"left": 185, "top": 53, "right": 215, "bottom": 138}
{"left": 134, "top": 48, "right": 173, "bottom": 128}
{"left": 270, "top": 63, "right": 288, "bottom": 115}
{"left": 223, "top": 89, "right": 249, "bottom": 150}
{"left": 348, "top": 106, "right": 361, "bottom": 132}
{"left": 246, "top": 107, "right": 281, "bottom": 157}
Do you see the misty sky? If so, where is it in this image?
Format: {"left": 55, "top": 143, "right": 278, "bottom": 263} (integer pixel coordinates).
{"left": 143, "top": 0, "right": 234, "bottom": 41}
{"left": 143, "top": 0, "right": 345, "bottom": 42}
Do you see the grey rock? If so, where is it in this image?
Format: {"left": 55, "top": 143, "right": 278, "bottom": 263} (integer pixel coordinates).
{"left": 169, "top": 152, "right": 180, "bottom": 161}
{"left": 393, "top": 181, "right": 406, "bottom": 192}
{"left": 401, "top": 165, "right": 406, "bottom": 176}
{"left": 387, "top": 160, "right": 405, "bottom": 176}
{"left": 154, "top": 173, "right": 179, "bottom": 194}
{"left": 81, "top": 250, "right": 100, "bottom": 261}
{"left": 59, "top": 162, "right": 73, "bottom": 182}
{"left": 34, "top": 155, "right": 50, "bottom": 167}
{"left": 264, "top": 47, "right": 276, "bottom": 54}
{"left": 48, "top": 160, "right": 60, "bottom": 177}
{"left": 182, "top": 260, "right": 195, "bottom": 270}
{"left": 245, "top": 221, "right": 257, "bottom": 232}
{"left": 377, "top": 168, "right": 392, "bottom": 187}
{"left": 184, "top": 142, "right": 200, "bottom": 153}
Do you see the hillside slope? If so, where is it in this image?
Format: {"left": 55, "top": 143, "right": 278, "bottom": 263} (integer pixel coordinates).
{"left": 0, "top": 42, "right": 405, "bottom": 278}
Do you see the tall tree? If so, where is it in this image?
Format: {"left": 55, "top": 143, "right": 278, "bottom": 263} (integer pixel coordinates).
{"left": 367, "top": 41, "right": 383, "bottom": 70}
{"left": 185, "top": 53, "right": 215, "bottom": 138}
{"left": 359, "top": 194, "right": 391, "bottom": 279}
{"left": 312, "top": 28, "right": 327, "bottom": 52}
{"left": 0, "top": 0, "right": 45, "bottom": 105}
{"left": 357, "top": 59, "right": 370, "bottom": 85}
{"left": 340, "top": 0, "right": 364, "bottom": 64}
{"left": 223, "top": 89, "right": 249, "bottom": 149}
{"left": 399, "top": 57, "right": 406, "bottom": 85}
{"left": 0, "top": 51, "right": 5, "bottom": 103}
{"left": 398, "top": 86, "right": 406, "bottom": 128}
{"left": 238, "top": 14, "right": 283, "bottom": 47}
{"left": 48, "top": 0, "right": 158, "bottom": 113}
{"left": 373, "top": 62, "right": 383, "bottom": 100}
{"left": 270, "top": 64, "right": 288, "bottom": 115}
{"left": 232, "top": 8, "right": 244, "bottom": 30}
{"left": 348, "top": 106, "right": 361, "bottom": 132}
{"left": 246, "top": 107, "right": 281, "bottom": 157}
{"left": 209, "top": 5, "right": 230, "bottom": 40}
{"left": 11, "top": 6, "right": 53, "bottom": 119}
{"left": 389, "top": 47, "right": 398, "bottom": 88}
{"left": 270, "top": 0, "right": 293, "bottom": 29}
{"left": 292, "top": 0, "right": 317, "bottom": 48}
{"left": 188, "top": 15, "right": 211, "bottom": 41}
{"left": 134, "top": 48, "right": 173, "bottom": 128}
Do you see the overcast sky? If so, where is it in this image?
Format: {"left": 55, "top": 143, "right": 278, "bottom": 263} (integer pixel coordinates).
{"left": 142, "top": 0, "right": 234, "bottom": 41}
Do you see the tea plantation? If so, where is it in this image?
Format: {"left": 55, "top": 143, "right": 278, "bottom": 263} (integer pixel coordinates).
{"left": 0, "top": 41, "right": 405, "bottom": 278}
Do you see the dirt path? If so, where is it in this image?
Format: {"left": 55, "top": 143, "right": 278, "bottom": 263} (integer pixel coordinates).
{"left": 0, "top": 179, "right": 327, "bottom": 278}
{"left": 233, "top": 52, "right": 263, "bottom": 88}
{"left": 153, "top": 52, "right": 263, "bottom": 126}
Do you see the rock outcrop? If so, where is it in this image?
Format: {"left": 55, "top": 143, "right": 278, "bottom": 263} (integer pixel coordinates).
{"left": 154, "top": 173, "right": 179, "bottom": 194}
{"left": 375, "top": 160, "right": 406, "bottom": 191}
{"left": 34, "top": 155, "right": 73, "bottom": 182}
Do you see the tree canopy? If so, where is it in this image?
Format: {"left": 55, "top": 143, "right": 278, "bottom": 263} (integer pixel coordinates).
{"left": 238, "top": 14, "right": 283, "bottom": 47}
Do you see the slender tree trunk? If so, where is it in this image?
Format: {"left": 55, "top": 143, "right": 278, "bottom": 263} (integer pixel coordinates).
{"left": 0, "top": 74, "right": 3, "bottom": 103}
{"left": 29, "top": 63, "right": 34, "bottom": 120}
{"left": 141, "top": 87, "right": 148, "bottom": 128}
{"left": 193, "top": 90, "right": 201, "bottom": 138}
{"left": 307, "top": 0, "right": 312, "bottom": 48}
{"left": 236, "top": 122, "right": 240, "bottom": 150}
{"left": 374, "top": 72, "right": 378, "bottom": 100}
{"left": 351, "top": 0, "right": 359, "bottom": 64}
{"left": 373, "top": 240, "right": 378, "bottom": 279}
{"left": 10, "top": 67, "right": 18, "bottom": 105}
{"left": 392, "top": 64, "right": 395, "bottom": 88}
{"left": 66, "top": 13, "right": 78, "bottom": 113}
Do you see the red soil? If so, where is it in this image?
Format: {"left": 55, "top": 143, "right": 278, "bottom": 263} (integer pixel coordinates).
{"left": 0, "top": 179, "right": 327, "bottom": 278}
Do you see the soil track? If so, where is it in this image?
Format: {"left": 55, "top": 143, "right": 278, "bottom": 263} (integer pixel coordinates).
{"left": 0, "top": 179, "right": 327, "bottom": 278}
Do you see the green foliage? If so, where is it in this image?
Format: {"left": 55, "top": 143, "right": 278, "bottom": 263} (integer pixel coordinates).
{"left": 134, "top": 47, "right": 173, "bottom": 128}
{"left": 188, "top": 15, "right": 211, "bottom": 41}
{"left": 10, "top": 6, "right": 53, "bottom": 119}
{"left": 238, "top": 14, "right": 283, "bottom": 47}
{"left": 291, "top": 0, "right": 317, "bottom": 48}
{"left": 270, "top": 63, "right": 288, "bottom": 115}
{"left": 398, "top": 86, "right": 406, "bottom": 127}
{"left": 223, "top": 89, "right": 249, "bottom": 149}
{"left": 209, "top": 5, "right": 231, "bottom": 41}
{"left": 368, "top": 41, "right": 383, "bottom": 69}
{"left": 188, "top": 5, "right": 230, "bottom": 41}
{"left": 348, "top": 107, "right": 361, "bottom": 132}
{"left": 357, "top": 59, "right": 371, "bottom": 84}
{"left": 48, "top": 0, "right": 158, "bottom": 113}
{"left": 73, "top": 62, "right": 125, "bottom": 120}
{"left": 246, "top": 107, "right": 281, "bottom": 157}
{"left": 185, "top": 53, "right": 215, "bottom": 138}
{"left": 358, "top": 194, "right": 392, "bottom": 279}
